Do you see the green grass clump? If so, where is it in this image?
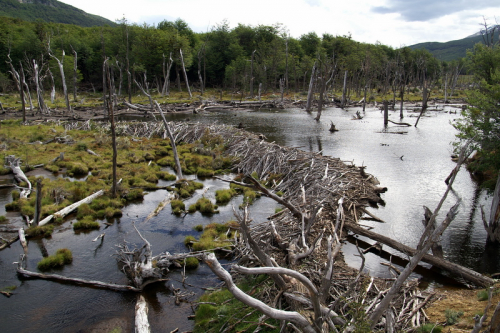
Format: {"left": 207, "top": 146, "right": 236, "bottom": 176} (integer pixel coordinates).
{"left": 174, "top": 180, "right": 204, "bottom": 198}
{"left": 184, "top": 235, "right": 197, "bottom": 246}
{"left": 193, "top": 224, "right": 203, "bottom": 232}
{"left": 190, "top": 222, "right": 233, "bottom": 251}
{"left": 125, "top": 188, "right": 144, "bottom": 201}
{"left": 416, "top": 324, "right": 442, "bottom": 333}
{"left": 37, "top": 248, "right": 73, "bottom": 271}
{"left": 191, "top": 197, "right": 218, "bottom": 215}
{"left": 76, "top": 203, "right": 96, "bottom": 220}
{"left": 444, "top": 308, "right": 464, "bottom": 325}
{"left": 230, "top": 183, "right": 261, "bottom": 206}
{"left": 0, "top": 215, "right": 6, "bottom": 222}
{"left": 156, "top": 171, "right": 176, "bottom": 181}
{"left": 68, "top": 162, "right": 89, "bottom": 176}
{"left": 25, "top": 225, "right": 54, "bottom": 238}
{"left": 171, "top": 199, "right": 185, "bottom": 215}
{"left": 73, "top": 216, "right": 100, "bottom": 230}
{"left": 183, "top": 257, "right": 199, "bottom": 269}
{"left": 215, "top": 188, "right": 237, "bottom": 205}
{"left": 477, "top": 289, "right": 489, "bottom": 301}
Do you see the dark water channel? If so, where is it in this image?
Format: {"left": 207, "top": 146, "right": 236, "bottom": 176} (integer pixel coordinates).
{"left": 1, "top": 104, "right": 499, "bottom": 332}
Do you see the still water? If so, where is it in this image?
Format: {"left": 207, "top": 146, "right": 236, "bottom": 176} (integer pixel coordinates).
{"left": 0, "top": 105, "right": 498, "bottom": 332}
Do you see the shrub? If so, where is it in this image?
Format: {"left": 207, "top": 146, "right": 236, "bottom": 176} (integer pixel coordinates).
{"left": 444, "top": 308, "right": 464, "bottom": 325}
{"left": 37, "top": 248, "right": 73, "bottom": 271}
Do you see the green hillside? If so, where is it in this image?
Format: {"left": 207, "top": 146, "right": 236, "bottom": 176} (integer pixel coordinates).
{"left": 409, "top": 33, "right": 491, "bottom": 61}
{"left": 0, "top": 0, "right": 115, "bottom": 27}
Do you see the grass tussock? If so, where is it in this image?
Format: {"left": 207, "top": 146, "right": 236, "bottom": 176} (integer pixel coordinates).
{"left": 37, "top": 248, "right": 73, "bottom": 271}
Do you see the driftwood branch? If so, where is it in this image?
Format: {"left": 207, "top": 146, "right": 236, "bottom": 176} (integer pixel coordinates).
{"left": 16, "top": 255, "right": 141, "bottom": 292}
{"left": 202, "top": 252, "right": 317, "bottom": 333}
{"left": 135, "top": 295, "right": 151, "bottom": 333}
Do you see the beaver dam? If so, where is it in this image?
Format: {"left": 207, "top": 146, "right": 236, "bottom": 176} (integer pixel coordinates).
{"left": 0, "top": 119, "right": 497, "bottom": 332}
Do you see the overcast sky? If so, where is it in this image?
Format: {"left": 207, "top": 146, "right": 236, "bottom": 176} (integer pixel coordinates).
{"left": 58, "top": 0, "right": 499, "bottom": 47}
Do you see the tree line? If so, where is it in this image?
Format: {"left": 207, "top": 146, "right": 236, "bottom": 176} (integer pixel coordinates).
{"left": 0, "top": 16, "right": 468, "bottom": 102}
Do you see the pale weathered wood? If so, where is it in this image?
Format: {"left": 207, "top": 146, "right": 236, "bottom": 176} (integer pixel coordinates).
{"left": 16, "top": 260, "right": 141, "bottom": 292}
{"left": 202, "top": 253, "right": 317, "bottom": 333}
{"left": 135, "top": 295, "right": 151, "bottom": 333}
{"left": 39, "top": 190, "right": 104, "bottom": 226}
{"left": 6, "top": 156, "right": 31, "bottom": 198}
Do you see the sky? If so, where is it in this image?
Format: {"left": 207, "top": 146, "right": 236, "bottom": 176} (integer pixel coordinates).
{"left": 58, "top": 0, "right": 500, "bottom": 47}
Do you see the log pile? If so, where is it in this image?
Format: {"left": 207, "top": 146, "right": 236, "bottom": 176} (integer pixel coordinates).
{"left": 50, "top": 120, "right": 496, "bottom": 331}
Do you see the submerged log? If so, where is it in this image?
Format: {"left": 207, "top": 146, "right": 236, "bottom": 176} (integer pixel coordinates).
{"left": 345, "top": 222, "right": 494, "bottom": 287}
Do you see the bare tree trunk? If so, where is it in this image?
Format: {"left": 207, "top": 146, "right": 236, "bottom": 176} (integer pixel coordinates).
{"left": 104, "top": 59, "right": 117, "bottom": 198}
{"left": 197, "top": 45, "right": 205, "bottom": 95}
{"left": 19, "top": 61, "right": 26, "bottom": 122}
{"left": 482, "top": 173, "right": 500, "bottom": 243}
{"left": 162, "top": 53, "right": 173, "bottom": 96}
{"left": 49, "top": 50, "right": 72, "bottom": 115}
{"left": 315, "top": 71, "right": 325, "bottom": 121}
{"left": 179, "top": 49, "right": 192, "bottom": 98}
{"left": 400, "top": 85, "right": 405, "bottom": 119}
{"left": 341, "top": 70, "right": 348, "bottom": 108}
{"left": 33, "top": 179, "right": 43, "bottom": 226}
{"left": 250, "top": 50, "right": 256, "bottom": 98}
{"left": 305, "top": 63, "right": 316, "bottom": 112}
{"left": 33, "top": 60, "right": 48, "bottom": 114}
{"left": 154, "top": 101, "right": 183, "bottom": 180}
{"left": 72, "top": 47, "right": 77, "bottom": 102}
{"left": 384, "top": 101, "right": 389, "bottom": 127}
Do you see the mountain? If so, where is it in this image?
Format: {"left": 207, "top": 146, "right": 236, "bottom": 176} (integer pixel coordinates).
{"left": 0, "top": 0, "right": 115, "bottom": 27}
{"left": 409, "top": 26, "right": 499, "bottom": 61}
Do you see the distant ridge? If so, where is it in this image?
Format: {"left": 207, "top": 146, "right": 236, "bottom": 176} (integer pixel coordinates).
{"left": 408, "top": 27, "right": 499, "bottom": 61}
{"left": 0, "top": 0, "right": 115, "bottom": 27}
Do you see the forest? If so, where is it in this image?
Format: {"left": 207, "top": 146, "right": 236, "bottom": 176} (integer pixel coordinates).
{"left": 0, "top": 16, "right": 468, "bottom": 103}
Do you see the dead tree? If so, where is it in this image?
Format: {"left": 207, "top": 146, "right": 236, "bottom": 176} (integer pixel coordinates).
{"left": 71, "top": 46, "right": 78, "bottom": 101}
{"left": 48, "top": 47, "right": 72, "bottom": 115}
{"left": 162, "top": 53, "right": 173, "bottom": 96}
{"left": 104, "top": 59, "right": 118, "bottom": 197}
{"left": 33, "top": 60, "right": 48, "bottom": 114}
{"left": 481, "top": 173, "right": 500, "bottom": 243}
{"left": 305, "top": 62, "right": 316, "bottom": 112}
{"left": 154, "top": 101, "right": 183, "bottom": 180}
{"left": 179, "top": 49, "right": 192, "bottom": 98}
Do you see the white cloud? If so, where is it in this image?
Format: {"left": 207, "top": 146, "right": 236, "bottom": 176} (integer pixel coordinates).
{"left": 58, "top": 0, "right": 500, "bottom": 47}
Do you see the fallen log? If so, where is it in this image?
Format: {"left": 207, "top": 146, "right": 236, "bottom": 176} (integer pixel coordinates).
{"left": 135, "top": 295, "right": 151, "bottom": 333}
{"left": 38, "top": 190, "right": 104, "bottom": 226}
{"left": 345, "top": 222, "right": 494, "bottom": 287}
{"left": 16, "top": 264, "right": 141, "bottom": 292}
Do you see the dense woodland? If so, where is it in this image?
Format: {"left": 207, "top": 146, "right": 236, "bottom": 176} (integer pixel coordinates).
{"left": 0, "top": 16, "right": 468, "bottom": 101}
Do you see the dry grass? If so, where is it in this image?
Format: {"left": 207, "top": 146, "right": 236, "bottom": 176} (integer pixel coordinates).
{"left": 425, "top": 283, "right": 500, "bottom": 332}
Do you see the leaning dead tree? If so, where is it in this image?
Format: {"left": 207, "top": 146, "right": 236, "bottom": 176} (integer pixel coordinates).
{"left": 48, "top": 44, "right": 72, "bottom": 115}
{"left": 482, "top": 172, "right": 500, "bottom": 243}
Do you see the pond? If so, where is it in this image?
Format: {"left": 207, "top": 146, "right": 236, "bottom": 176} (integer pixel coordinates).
{"left": 0, "top": 104, "right": 498, "bottom": 332}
